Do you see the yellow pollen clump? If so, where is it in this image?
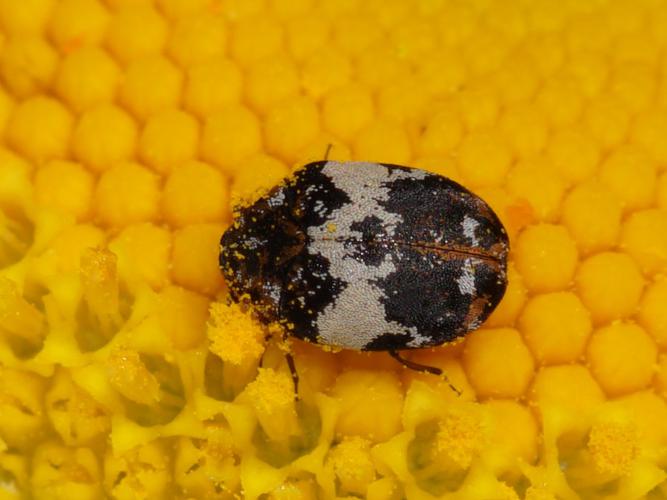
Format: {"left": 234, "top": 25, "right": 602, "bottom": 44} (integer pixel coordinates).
{"left": 207, "top": 301, "right": 265, "bottom": 366}
{"left": 243, "top": 368, "right": 299, "bottom": 440}
{"left": 327, "top": 436, "right": 376, "bottom": 496}
{"left": 432, "top": 409, "right": 485, "bottom": 470}
{"left": 587, "top": 421, "right": 639, "bottom": 476}
{"left": 2, "top": 1, "right": 667, "bottom": 497}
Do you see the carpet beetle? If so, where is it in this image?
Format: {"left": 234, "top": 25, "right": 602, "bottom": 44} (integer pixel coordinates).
{"left": 219, "top": 161, "right": 508, "bottom": 375}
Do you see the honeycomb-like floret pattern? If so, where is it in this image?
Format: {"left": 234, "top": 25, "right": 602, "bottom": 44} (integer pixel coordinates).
{"left": 0, "top": 1, "right": 667, "bottom": 498}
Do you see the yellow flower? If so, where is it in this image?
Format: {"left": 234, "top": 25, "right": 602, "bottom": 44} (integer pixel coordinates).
{"left": 0, "top": 0, "right": 666, "bottom": 497}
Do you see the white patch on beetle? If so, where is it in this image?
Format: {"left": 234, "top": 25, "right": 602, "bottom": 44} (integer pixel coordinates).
{"left": 305, "top": 161, "right": 426, "bottom": 349}
{"left": 266, "top": 188, "right": 286, "bottom": 208}
{"left": 243, "top": 237, "right": 263, "bottom": 250}
{"left": 263, "top": 281, "right": 282, "bottom": 304}
{"left": 456, "top": 258, "right": 476, "bottom": 296}
{"left": 462, "top": 215, "right": 480, "bottom": 246}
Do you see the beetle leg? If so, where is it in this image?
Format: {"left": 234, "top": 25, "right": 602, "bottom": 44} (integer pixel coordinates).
{"left": 323, "top": 143, "right": 332, "bottom": 161}
{"left": 258, "top": 329, "right": 300, "bottom": 399}
{"left": 388, "top": 350, "right": 462, "bottom": 396}
{"left": 285, "top": 350, "right": 299, "bottom": 399}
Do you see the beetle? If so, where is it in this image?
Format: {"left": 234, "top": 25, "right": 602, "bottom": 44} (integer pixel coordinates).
{"left": 219, "top": 161, "right": 508, "bottom": 387}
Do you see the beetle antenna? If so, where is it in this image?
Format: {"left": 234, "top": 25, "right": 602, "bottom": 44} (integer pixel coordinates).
{"left": 388, "top": 350, "right": 461, "bottom": 396}
{"left": 323, "top": 143, "right": 333, "bottom": 161}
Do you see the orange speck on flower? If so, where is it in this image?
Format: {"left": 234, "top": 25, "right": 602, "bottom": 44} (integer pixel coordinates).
{"left": 49, "top": 0, "right": 109, "bottom": 52}
{"left": 506, "top": 160, "right": 565, "bottom": 222}
{"left": 504, "top": 198, "right": 536, "bottom": 237}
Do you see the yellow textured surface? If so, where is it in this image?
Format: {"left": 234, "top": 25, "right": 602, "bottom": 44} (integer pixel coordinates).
{"left": 0, "top": 1, "right": 667, "bottom": 499}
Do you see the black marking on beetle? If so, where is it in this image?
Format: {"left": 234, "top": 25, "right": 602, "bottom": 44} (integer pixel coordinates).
{"left": 219, "top": 161, "right": 509, "bottom": 355}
